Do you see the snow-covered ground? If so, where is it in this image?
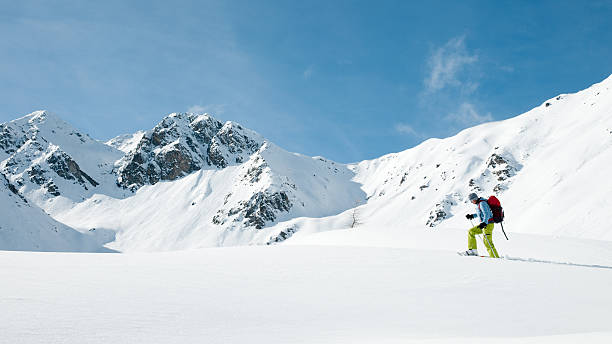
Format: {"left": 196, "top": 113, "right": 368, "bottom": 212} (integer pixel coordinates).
{"left": 2, "top": 226, "right": 612, "bottom": 343}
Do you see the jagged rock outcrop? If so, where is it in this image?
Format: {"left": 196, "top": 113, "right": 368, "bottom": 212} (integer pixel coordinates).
{"left": 469, "top": 149, "right": 521, "bottom": 195}
{"left": 1, "top": 172, "right": 27, "bottom": 203}
{"left": 266, "top": 226, "right": 298, "bottom": 245}
{"left": 213, "top": 191, "right": 292, "bottom": 229}
{"left": 46, "top": 149, "right": 99, "bottom": 189}
{"left": 115, "top": 113, "right": 263, "bottom": 190}
{"left": 426, "top": 195, "right": 458, "bottom": 227}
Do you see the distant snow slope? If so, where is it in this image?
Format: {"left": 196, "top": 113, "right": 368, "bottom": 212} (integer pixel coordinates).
{"left": 0, "top": 172, "right": 112, "bottom": 252}
{"left": 106, "top": 130, "right": 145, "bottom": 154}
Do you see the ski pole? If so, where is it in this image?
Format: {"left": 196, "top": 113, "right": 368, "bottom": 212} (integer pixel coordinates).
{"left": 500, "top": 222, "right": 509, "bottom": 240}
{"left": 481, "top": 232, "right": 500, "bottom": 258}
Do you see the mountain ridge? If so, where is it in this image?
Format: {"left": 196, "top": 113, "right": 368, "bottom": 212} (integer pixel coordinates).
{"left": 1, "top": 74, "right": 611, "bottom": 251}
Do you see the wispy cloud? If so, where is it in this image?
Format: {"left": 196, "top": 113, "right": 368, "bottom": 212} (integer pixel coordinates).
{"left": 424, "top": 36, "right": 478, "bottom": 93}
{"left": 188, "top": 104, "right": 226, "bottom": 115}
{"left": 445, "top": 102, "right": 493, "bottom": 126}
{"left": 394, "top": 123, "right": 420, "bottom": 136}
{"left": 414, "top": 35, "right": 494, "bottom": 136}
{"left": 303, "top": 65, "right": 314, "bottom": 80}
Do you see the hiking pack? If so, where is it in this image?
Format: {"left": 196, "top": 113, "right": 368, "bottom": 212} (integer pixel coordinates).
{"left": 486, "top": 195, "right": 508, "bottom": 240}
{"left": 486, "top": 196, "right": 504, "bottom": 223}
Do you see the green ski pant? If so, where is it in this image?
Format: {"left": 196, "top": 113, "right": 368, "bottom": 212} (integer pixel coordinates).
{"left": 468, "top": 223, "right": 499, "bottom": 258}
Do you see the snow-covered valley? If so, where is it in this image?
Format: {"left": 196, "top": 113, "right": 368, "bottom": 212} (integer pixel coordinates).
{"left": 2, "top": 232, "right": 612, "bottom": 344}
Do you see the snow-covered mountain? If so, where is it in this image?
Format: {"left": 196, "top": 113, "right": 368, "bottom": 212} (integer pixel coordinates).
{"left": 1, "top": 110, "right": 365, "bottom": 251}
{"left": 113, "top": 113, "right": 265, "bottom": 190}
{"left": 0, "top": 111, "right": 127, "bottom": 208}
{"left": 349, "top": 74, "right": 612, "bottom": 240}
{"left": 1, "top": 74, "right": 611, "bottom": 251}
{"left": 55, "top": 142, "right": 364, "bottom": 251}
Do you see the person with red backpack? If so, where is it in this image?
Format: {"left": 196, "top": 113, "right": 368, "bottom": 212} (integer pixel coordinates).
{"left": 463, "top": 193, "right": 500, "bottom": 258}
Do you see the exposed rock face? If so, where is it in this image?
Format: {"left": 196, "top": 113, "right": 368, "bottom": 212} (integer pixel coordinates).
{"left": 25, "top": 165, "right": 61, "bottom": 196}
{"left": 0, "top": 123, "right": 28, "bottom": 155}
{"left": 209, "top": 145, "right": 301, "bottom": 230}
{"left": 213, "top": 191, "right": 292, "bottom": 229}
{"left": 426, "top": 195, "right": 458, "bottom": 227}
{"left": 208, "top": 122, "right": 262, "bottom": 167}
{"left": 243, "top": 191, "right": 292, "bottom": 229}
{"left": 116, "top": 113, "right": 263, "bottom": 190}
{"left": 266, "top": 226, "right": 298, "bottom": 245}
{"left": 0, "top": 111, "right": 119, "bottom": 202}
{"left": 46, "top": 150, "right": 99, "bottom": 189}
{"left": 1, "top": 172, "right": 27, "bottom": 202}
{"left": 487, "top": 153, "right": 516, "bottom": 182}
{"left": 465, "top": 149, "right": 521, "bottom": 197}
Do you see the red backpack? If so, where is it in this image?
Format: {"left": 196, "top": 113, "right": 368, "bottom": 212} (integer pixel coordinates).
{"left": 487, "top": 196, "right": 504, "bottom": 223}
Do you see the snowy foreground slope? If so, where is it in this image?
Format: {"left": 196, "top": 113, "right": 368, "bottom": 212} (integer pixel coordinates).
{"left": 2, "top": 234, "right": 612, "bottom": 344}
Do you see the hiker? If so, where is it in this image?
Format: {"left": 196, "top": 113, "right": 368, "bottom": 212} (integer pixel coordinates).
{"left": 463, "top": 193, "right": 500, "bottom": 258}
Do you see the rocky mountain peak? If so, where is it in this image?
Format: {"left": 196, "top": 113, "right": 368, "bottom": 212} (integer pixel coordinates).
{"left": 1, "top": 110, "right": 125, "bottom": 205}
{"left": 115, "top": 112, "right": 264, "bottom": 190}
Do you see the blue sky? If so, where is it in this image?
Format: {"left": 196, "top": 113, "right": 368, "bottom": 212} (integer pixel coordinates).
{"left": 1, "top": 0, "right": 611, "bottom": 163}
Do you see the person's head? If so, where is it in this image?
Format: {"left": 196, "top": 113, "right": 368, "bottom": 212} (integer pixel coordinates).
{"left": 468, "top": 193, "right": 478, "bottom": 204}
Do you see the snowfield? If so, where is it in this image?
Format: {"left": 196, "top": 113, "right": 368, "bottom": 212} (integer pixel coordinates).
{"left": 2, "top": 229, "right": 612, "bottom": 344}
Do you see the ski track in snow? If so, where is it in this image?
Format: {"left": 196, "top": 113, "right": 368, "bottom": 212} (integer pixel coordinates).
{"left": 503, "top": 256, "right": 612, "bottom": 270}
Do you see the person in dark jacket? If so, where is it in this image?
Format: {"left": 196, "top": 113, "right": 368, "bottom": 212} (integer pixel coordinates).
{"left": 463, "top": 193, "right": 499, "bottom": 258}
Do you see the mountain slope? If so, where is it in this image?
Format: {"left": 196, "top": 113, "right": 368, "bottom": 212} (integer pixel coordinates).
{"left": 0, "top": 110, "right": 127, "bottom": 209}
{"left": 54, "top": 142, "right": 365, "bottom": 251}
{"left": 348, "top": 73, "right": 612, "bottom": 240}
{"left": 261, "top": 74, "right": 612, "bottom": 242}
{"left": 0, "top": 172, "right": 112, "bottom": 252}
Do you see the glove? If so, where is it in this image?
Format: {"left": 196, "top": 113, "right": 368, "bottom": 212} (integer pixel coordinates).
{"left": 465, "top": 214, "right": 474, "bottom": 220}
{"left": 478, "top": 222, "right": 486, "bottom": 229}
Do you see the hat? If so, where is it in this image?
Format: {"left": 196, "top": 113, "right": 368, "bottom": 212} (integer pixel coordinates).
{"left": 468, "top": 193, "right": 478, "bottom": 202}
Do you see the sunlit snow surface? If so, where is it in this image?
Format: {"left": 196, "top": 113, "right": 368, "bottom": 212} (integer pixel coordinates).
{"left": 2, "top": 230, "right": 612, "bottom": 344}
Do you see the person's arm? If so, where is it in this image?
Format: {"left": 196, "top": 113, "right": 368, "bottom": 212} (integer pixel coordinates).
{"left": 466, "top": 213, "right": 478, "bottom": 219}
